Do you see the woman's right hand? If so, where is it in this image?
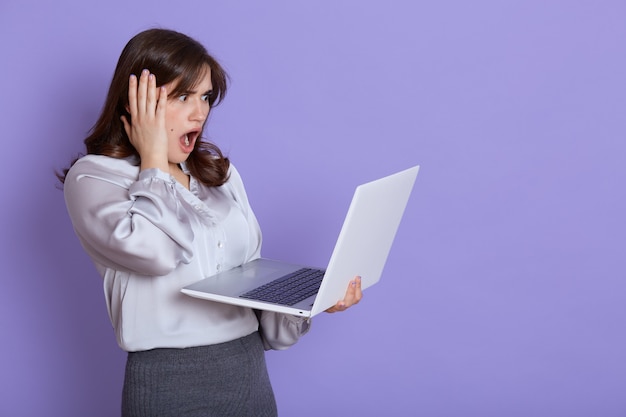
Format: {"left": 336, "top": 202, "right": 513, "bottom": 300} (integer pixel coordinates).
{"left": 120, "top": 69, "right": 170, "bottom": 173}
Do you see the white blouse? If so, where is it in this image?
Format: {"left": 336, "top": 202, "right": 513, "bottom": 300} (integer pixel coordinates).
{"left": 64, "top": 154, "right": 309, "bottom": 352}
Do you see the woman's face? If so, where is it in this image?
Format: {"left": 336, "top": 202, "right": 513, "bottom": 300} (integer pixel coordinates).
{"left": 163, "top": 66, "right": 213, "bottom": 168}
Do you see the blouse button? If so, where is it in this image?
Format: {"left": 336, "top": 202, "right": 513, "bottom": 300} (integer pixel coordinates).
{"left": 216, "top": 264, "right": 222, "bottom": 272}
{"left": 217, "top": 241, "right": 224, "bottom": 249}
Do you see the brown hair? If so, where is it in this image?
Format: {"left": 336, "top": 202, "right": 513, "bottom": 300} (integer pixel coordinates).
{"left": 58, "top": 28, "right": 230, "bottom": 186}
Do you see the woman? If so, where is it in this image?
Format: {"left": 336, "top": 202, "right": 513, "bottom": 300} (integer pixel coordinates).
{"left": 59, "top": 28, "right": 362, "bottom": 416}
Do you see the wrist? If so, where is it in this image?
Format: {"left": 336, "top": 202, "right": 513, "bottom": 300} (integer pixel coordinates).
{"left": 139, "top": 154, "right": 169, "bottom": 173}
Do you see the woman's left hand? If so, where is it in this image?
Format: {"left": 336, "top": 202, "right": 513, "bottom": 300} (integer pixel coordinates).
{"left": 325, "top": 276, "right": 363, "bottom": 313}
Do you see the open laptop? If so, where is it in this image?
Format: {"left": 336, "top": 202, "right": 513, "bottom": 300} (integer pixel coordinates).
{"left": 181, "top": 165, "right": 419, "bottom": 318}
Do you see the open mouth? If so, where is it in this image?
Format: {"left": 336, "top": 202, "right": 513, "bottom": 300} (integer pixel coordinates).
{"left": 181, "top": 130, "right": 200, "bottom": 152}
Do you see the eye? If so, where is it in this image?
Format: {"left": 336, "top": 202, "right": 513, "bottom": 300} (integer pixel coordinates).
{"left": 178, "top": 94, "right": 188, "bottom": 102}
{"left": 201, "top": 91, "right": 213, "bottom": 102}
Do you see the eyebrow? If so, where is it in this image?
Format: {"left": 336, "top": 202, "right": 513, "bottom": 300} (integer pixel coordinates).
{"left": 183, "top": 88, "right": 213, "bottom": 95}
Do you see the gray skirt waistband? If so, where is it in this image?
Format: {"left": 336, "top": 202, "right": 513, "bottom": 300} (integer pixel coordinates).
{"left": 122, "top": 332, "right": 277, "bottom": 417}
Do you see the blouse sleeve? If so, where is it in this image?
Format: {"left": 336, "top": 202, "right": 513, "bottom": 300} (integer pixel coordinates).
{"left": 256, "top": 310, "right": 312, "bottom": 351}
{"left": 64, "top": 159, "right": 194, "bottom": 276}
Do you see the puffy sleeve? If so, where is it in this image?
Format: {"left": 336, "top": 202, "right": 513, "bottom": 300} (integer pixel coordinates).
{"left": 64, "top": 157, "right": 194, "bottom": 276}
{"left": 256, "top": 310, "right": 312, "bottom": 351}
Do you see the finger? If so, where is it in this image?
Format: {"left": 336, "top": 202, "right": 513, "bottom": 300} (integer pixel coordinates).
{"left": 137, "top": 69, "right": 150, "bottom": 114}
{"left": 325, "top": 301, "right": 346, "bottom": 314}
{"left": 343, "top": 277, "right": 358, "bottom": 304}
{"left": 341, "top": 276, "right": 362, "bottom": 308}
{"left": 352, "top": 276, "right": 363, "bottom": 304}
{"left": 127, "top": 74, "right": 138, "bottom": 117}
{"left": 324, "top": 276, "right": 363, "bottom": 314}
{"left": 156, "top": 86, "right": 167, "bottom": 121}
{"left": 147, "top": 72, "right": 157, "bottom": 116}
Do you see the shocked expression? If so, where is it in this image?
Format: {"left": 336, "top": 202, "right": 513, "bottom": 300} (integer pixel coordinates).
{"left": 163, "top": 66, "right": 213, "bottom": 165}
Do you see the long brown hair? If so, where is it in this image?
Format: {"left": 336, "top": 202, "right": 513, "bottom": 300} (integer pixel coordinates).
{"left": 58, "top": 28, "right": 230, "bottom": 186}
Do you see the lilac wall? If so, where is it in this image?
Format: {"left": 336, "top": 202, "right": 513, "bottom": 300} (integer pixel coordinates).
{"left": 2, "top": 1, "right": 625, "bottom": 416}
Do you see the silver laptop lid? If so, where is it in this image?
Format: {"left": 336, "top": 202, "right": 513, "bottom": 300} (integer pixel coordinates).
{"left": 310, "top": 165, "right": 419, "bottom": 315}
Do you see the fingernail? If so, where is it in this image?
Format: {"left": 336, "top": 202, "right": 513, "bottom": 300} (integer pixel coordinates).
{"left": 142, "top": 69, "right": 149, "bottom": 75}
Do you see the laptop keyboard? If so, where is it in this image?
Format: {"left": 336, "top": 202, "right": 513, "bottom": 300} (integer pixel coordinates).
{"left": 240, "top": 268, "right": 325, "bottom": 306}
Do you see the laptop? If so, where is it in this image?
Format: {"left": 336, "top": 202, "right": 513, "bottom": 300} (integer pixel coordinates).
{"left": 181, "top": 165, "right": 419, "bottom": 318}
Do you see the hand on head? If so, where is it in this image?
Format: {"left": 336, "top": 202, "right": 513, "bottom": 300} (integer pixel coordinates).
{"left": 120, "top": 69, "right": 170, "bottom": 173}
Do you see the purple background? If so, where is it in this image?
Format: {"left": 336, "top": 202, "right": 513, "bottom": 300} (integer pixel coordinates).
{"left": 1, "top": 1, "right": 625, "bottom": 416}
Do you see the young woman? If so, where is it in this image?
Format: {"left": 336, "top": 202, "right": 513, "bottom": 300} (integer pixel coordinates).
{"left": 59, "top": 28, "right": 362, "bottom": 416}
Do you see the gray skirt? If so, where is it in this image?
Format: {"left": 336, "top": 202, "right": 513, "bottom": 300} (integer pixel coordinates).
{"left": 122, "top": 332, "right": 277, "bottom": 417}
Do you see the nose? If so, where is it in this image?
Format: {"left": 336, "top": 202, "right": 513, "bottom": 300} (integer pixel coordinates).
{"left": 190, "top": 98, "right": 209, "bottom": 122}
